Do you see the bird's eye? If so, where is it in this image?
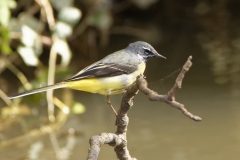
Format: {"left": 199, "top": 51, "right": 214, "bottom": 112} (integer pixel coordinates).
{"left": 142, "top": 47, "right": 152, "bottom": 54}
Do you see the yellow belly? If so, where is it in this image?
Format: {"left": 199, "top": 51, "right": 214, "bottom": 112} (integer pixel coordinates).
{"left": 66, "top": 63, "right": 146, "bottom": 95}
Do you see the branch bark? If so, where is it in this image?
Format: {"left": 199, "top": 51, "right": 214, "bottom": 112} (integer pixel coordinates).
{"left": 87, "top": 56, "right": 201, "bottom": 160}
{"left": 137, "top": 56, "right": 201, "bottom": 121}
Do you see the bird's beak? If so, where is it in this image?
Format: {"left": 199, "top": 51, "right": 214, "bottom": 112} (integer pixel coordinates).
{"left": 155, "top": 52, "right": 166, "bottom": 59}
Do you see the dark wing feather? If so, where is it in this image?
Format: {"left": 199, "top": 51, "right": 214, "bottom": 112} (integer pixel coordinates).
{"left": 64, "top": 63, "right": 137, "bottom": 82}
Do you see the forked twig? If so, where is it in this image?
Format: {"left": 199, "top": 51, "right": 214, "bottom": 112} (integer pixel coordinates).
{"left": 87, "top": 56, "right": 201, "bottom": 160}
{"left": 137, "top": 56, "right": 201, "bottom": 121}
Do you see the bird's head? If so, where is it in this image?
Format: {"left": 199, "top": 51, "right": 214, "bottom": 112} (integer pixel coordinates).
{"left": 126, "top": 41, "right": 166, "bottom": 62}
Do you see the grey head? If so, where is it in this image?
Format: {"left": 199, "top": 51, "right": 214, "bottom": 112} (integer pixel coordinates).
{"left": 125, "top": 41, "right": 166, "bottom": 62}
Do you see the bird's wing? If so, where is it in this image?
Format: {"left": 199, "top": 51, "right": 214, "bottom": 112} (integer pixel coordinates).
{"left": 64, "top": 62, "right": 138, "bottom": 82}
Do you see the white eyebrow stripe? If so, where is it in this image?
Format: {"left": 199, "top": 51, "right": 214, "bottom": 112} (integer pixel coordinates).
{"left": 142, "top": 46, "right": 151, "bottom": 51}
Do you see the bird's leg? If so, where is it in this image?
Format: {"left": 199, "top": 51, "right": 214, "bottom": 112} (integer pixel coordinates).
{"left": 106, "top": 95, "right": 118, "bottom": 116}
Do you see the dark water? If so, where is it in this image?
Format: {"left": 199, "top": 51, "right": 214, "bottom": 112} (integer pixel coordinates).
{"left": 1, "top": 81, "right": 239, "bottom": 160}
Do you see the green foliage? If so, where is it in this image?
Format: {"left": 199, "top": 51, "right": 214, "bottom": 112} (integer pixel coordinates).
{"left": 0, "top": 0, "right": 16, "bottom": 26}
{"left": 1, "top": 27, "right": 12, "bottom": 54}
{"left": 52, "top": 39, "right": 72, "bottom": 67}
{"left": 0, "top": 0, "right": 16, "bottom": 54}
{"left": 18, "top": 25, "right": 43, "bottom": 66}
{"left": 58, "top": 7, "right": 82, "bottom": 27}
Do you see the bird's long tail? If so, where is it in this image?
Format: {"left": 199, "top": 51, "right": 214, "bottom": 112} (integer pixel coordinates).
{"left": 8, "top": 83, "right": 68, "bottom": 99}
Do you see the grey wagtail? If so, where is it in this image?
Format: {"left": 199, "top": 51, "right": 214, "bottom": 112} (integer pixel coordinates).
{"left": 8, "top": 41, "right": 166, "bottom": 115}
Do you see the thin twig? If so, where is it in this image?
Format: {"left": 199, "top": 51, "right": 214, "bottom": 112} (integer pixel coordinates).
{"left": 37, "top": 0, "right": 57, "bottom": 122}
{"left": 87, "top": 80, "right": 139, "bottom": 160}
{"left": 10, "top": 32, "right": 52, "bottom": 46}
{"left": 0, "top": 108, "right": 68, "bottom": 149}
{"left": 137, "top": 56, "right": 201, "bottom": 121}
{"left": 46, "top": 42, "right": 58, "bottom": 122}
{"left": 7, "top": 63, "right": 32, "bottom": 91}
{"left": 49, "top": 133, "right": 61, "bottom": 160}
{"left": 37, "top": 0, "right": 55, "bottom": 30}
{"left": 106, "top": 95, "right": 118, "bottom": 116}
{"left": 0, "top": 89, "right": 12, "bottom": 106}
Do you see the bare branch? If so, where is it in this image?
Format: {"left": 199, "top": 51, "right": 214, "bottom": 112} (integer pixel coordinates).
{"left": 137, "top": 56, "right": 201, "bottom": 121}
{"left": 36, "top": 0, "right": 58, "bottom": 122}
{"left": 10, "top": 32, "right": 52, "bottom": 46}
{"left": 37, "top": 0, "right": 56, "bottom": 30}
{"left": 87, "top": 82, "right": 139, "bottom": 160}
{"left": 87, "top": 56, "right": 201, "bottom": 160}
{"left": 0, "top": 89, "right": 12, "bottom": 106}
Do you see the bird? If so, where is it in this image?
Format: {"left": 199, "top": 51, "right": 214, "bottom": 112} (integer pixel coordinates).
{"left": 8, "top": 41, "right": 166, "bottom": 116}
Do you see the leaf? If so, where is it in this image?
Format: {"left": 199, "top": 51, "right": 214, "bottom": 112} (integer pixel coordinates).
{"left": 1, "top": 42, "right": 12, "bottom": 54}
{"left": 7, "top": 0, "right": 17, "bottom": 8}
{"left": 0, "top": 0, "right": 16, "bottom": 26}
{"left": 21, "top": 26, "right": 34, "bottom": 47}
{"left": 18, "top": 13, "right": 44, "bottom": 33}
{"left": 0, "top": 5, "right": 10, "bottom": 26}
{"left": 17, "top": 46, "right": 39, "bottom": 66}
{"left": 55, "top": 21, "right": 73, "bottom": 39}
{"left": 71, "top": 102, "right": 86, "bottom": 114}
{"left": 21, "top": 25, "right": 41, "bottom": 49}
{"left": 8, "top": 18, "right": 22, "bottom": 32}
{"left": 53, "top": 39, "right": 72, "bottom": 67}
{"left": 58, "top": 7, "right": 82, "bottom": 27}
{"left": 1, "top": 26, "right": 12, "bottom": 54}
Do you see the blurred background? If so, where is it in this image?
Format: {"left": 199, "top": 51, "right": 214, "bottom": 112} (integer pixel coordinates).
{"left": 0, "top": 0, "right": 240, "bottom": 159}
